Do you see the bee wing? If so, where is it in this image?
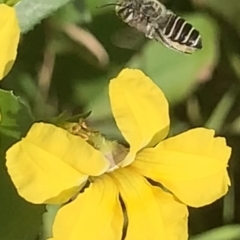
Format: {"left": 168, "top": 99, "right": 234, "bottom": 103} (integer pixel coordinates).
{"left": 111, "top": 26, "right": 146, "bottom": 50}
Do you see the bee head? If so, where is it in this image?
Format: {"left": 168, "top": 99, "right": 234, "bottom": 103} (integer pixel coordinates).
{"left": 114, "top": 0, "right": 141, "bottom": 22}
{"left": 97, "top": 0, "right": 138, "bottom": 10}
{"left": 97, "top": 1, "right": 140, "bottom": 23}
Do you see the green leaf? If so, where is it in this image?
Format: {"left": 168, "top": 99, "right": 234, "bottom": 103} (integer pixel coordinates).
{"left": 0, "top": 150, "right": 44, "bottom": 240}
{"left": 127, "top": 13, "right": 219, "bottom": 104}
{"left": 0, "top": 91, "right": 44, "bottom": 240}
{"left": 40, "top": 205, "right": 62, "bottom": 240}
{"left": 203, "top": 0, "right": 240, "bottom": 36}
{"left": 15, "top": 0, "right": 73, "bottom": 33}
{"left": 204, "top": 85, "right": 238, "bottom": 133}
{"left": 0, "top": 89, "right": 33, "bottom": 150}
{"left": 190, "top": 225, "right": 240, "bottom": 240}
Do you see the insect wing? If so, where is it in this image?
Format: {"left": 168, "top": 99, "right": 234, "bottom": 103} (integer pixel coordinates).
{"left": 111, "top": 26, "right": 146, "bottom": 50}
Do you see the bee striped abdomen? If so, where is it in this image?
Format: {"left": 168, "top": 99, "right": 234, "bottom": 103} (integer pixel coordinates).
{"left": 163, "top": 14, "right": 202, "bottom": 50}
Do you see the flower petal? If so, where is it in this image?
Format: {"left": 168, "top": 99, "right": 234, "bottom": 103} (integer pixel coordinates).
{"left": 152, "top": 186, "right": 188, "bottom": 240}
{"left": 111, "top": 167, "right": 167, "bottom": 240}
{"left": 109, "top": 69, "right": 169, "bottom": 167}
{"left": 51, "top": 175, "right": 123, "bottom": 240}
{"left": 0, "top": 4, "right": 20, "bottom": 80}
{"left": 132, "top": 128, "right": 231, "bottom": 207}
{"left": 6, "top": 123, "right": 110, "bottom": 204}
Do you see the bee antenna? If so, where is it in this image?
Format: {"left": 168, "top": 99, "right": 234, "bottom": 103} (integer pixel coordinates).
{"left": 96, "top": 3, "right": 121, "bottom": 8}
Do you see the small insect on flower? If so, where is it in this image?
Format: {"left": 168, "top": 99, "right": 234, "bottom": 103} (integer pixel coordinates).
{"left": 99, "top": 0, "right": 202, "bottom": 54}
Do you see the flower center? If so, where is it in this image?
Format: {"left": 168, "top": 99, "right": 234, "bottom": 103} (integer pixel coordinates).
{"left": 66, "top": 120, "right": 129, "bottom": 171}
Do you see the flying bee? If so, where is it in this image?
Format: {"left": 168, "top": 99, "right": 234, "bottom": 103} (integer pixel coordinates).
{"left": 99, "top": 0, "right": 202, "bottom": 54}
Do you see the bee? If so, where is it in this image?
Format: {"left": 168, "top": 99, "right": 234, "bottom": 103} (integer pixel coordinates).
{"left": 99, "top": 0, "right": 202, "bottom": 54}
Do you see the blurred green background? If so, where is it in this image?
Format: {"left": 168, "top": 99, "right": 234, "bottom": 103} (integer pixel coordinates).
{"left": 1, "top": 0, "right": 240, "bottom": 239}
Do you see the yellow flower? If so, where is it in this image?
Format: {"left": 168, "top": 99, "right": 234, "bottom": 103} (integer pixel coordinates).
{"left": 6, "top": 69, "right": 231, "bottom": 240}
{"left": 0, "top": 4, "right": 20, "bottom": 80}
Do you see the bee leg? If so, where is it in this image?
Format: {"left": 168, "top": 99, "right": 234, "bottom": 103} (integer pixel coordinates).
{"left": 145, "top": 25, "right": 156, "bottom": 39}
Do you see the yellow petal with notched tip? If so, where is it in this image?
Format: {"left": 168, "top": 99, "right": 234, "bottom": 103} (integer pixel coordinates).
{"left": 109, "top": 69, "right": 169, "bottom": 167}
{"left": 0, "top": 4, "right": 20, "bottom": 80}
{"left": 51, "top": 175, "right": 123, "bottom": 240}
{"left": 152, "top": 186, "right": 188, "bottom": 240}
{"left": 132, "top": 128, "right": 231, "bottom": 207}
{"left": 111, "top": 167, "right": 167, "bottom": 240}
{"left": 6, "top": 123, "right": 109, "bottom": 204}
